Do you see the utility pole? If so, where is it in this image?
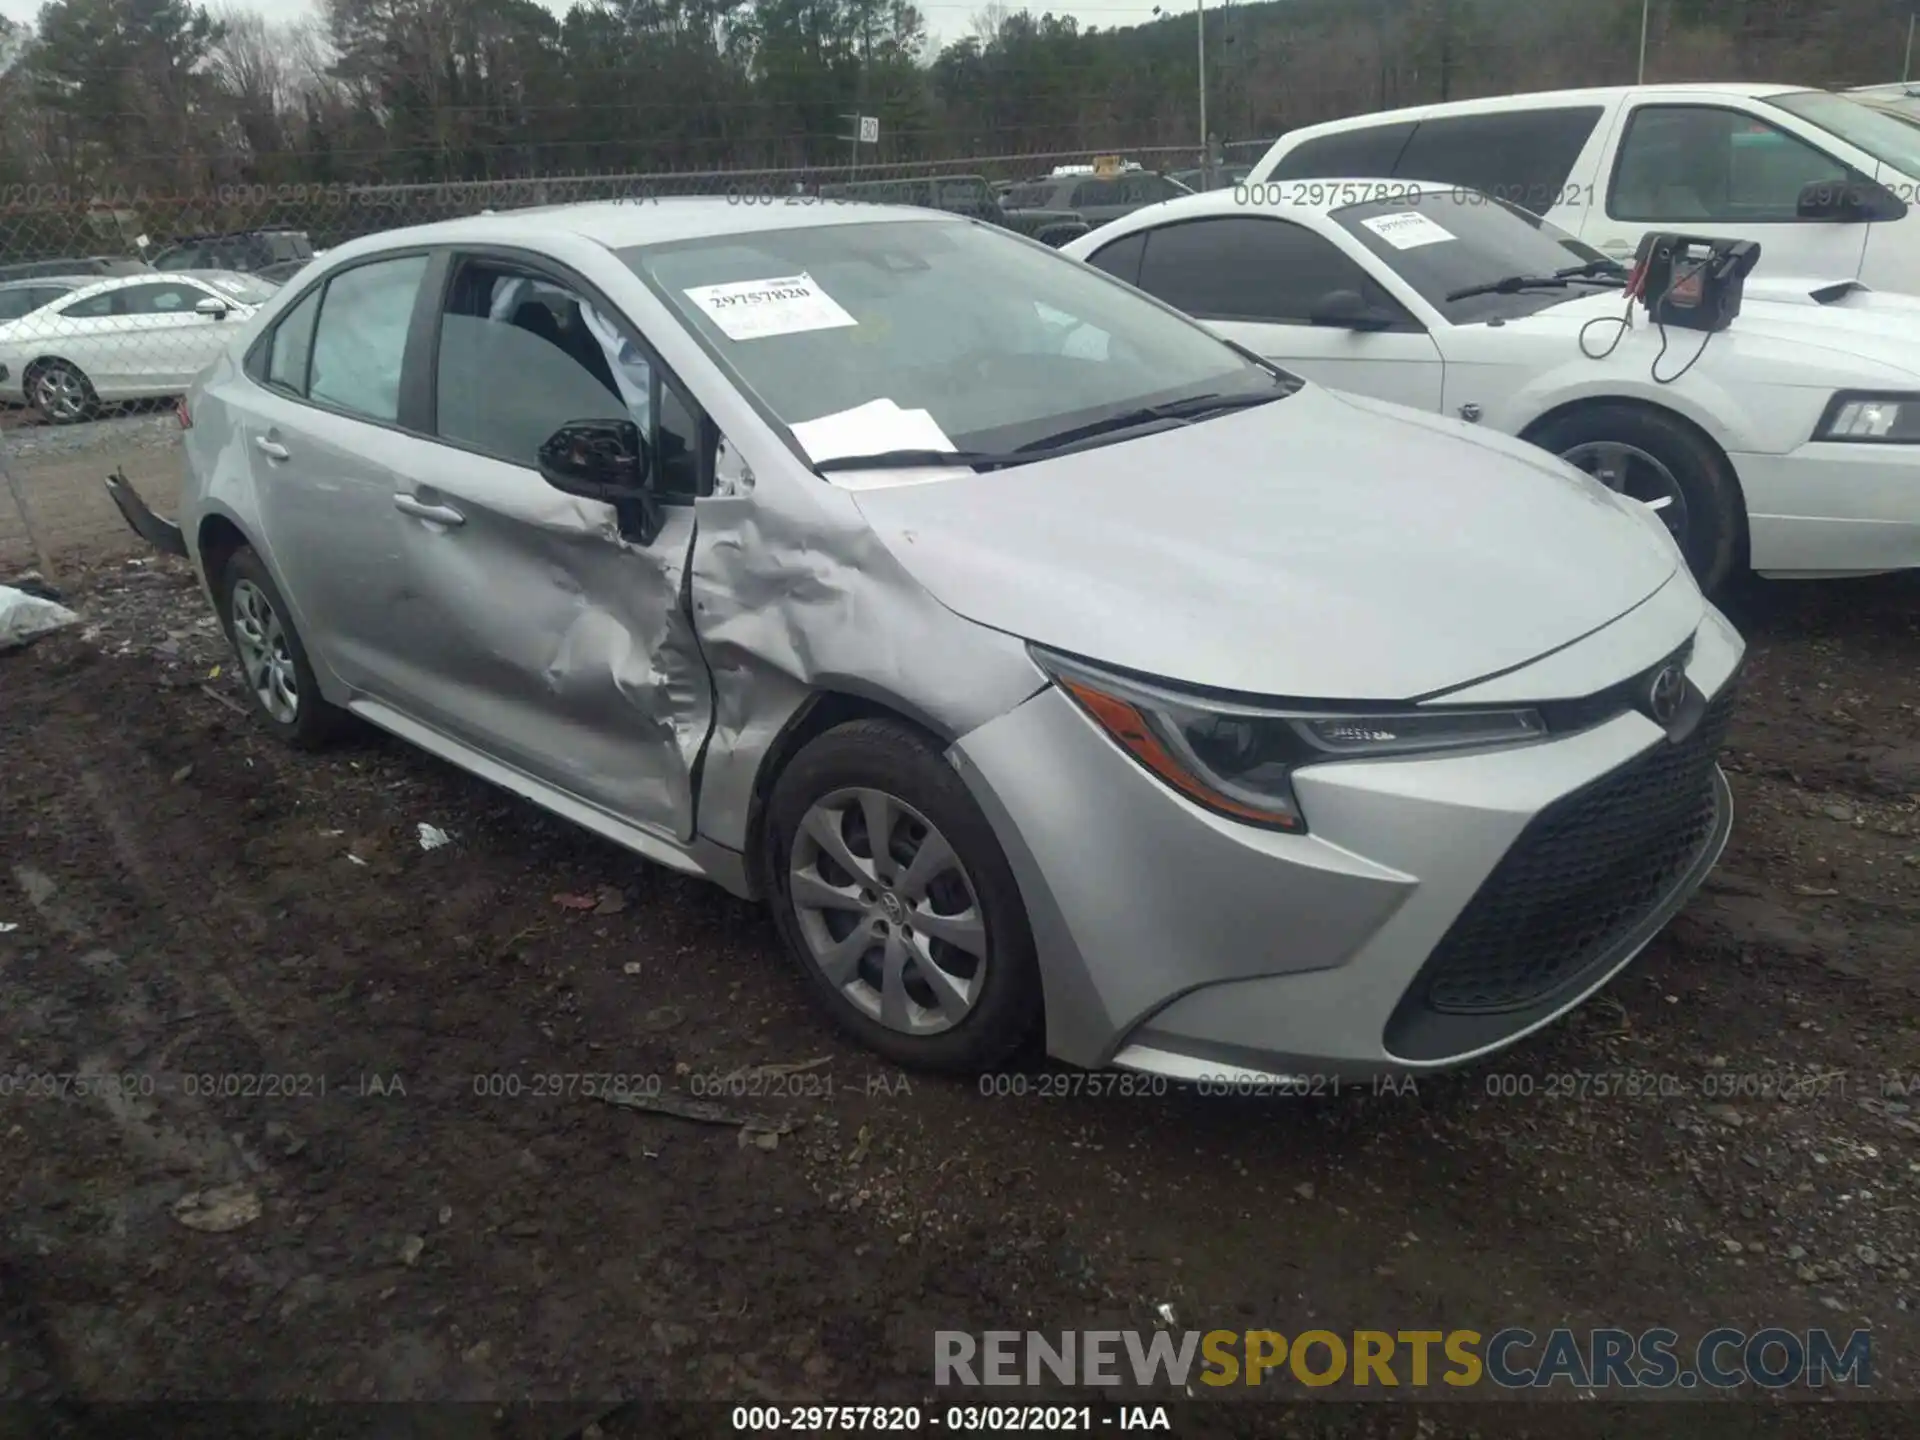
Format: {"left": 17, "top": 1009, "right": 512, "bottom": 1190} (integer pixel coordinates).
{"left": 1638, "top": 0, "right": 1650, "bottom": 84}
{"left": 1197, "top": 0, "right": 1209, "bottom": 183}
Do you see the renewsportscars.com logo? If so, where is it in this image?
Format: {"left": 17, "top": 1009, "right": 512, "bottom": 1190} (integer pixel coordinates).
{"left": 934, "top": 1327, "right": 1873, "bottom": 1391}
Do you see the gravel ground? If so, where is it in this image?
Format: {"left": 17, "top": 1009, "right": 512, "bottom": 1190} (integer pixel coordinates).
{"left": 1, "top": 555, "right": 1917, "bottom": 1437}
{"left": 0, "top": 405, "right": 182, "bottom": 454}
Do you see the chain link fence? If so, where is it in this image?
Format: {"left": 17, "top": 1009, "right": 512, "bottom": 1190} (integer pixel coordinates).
{"left": 0, "top": 142, "right": 1276, "bottom": 576}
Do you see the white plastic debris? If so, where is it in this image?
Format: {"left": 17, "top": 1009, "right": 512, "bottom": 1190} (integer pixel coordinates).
{"left": 0, "top": 585, "right": 79, "bottom": 652}
{"left": 417, "top": 823, "right": 452, "bottom": 851}
{"left": 0, "top": 923, "right": 17, "bottom": 934}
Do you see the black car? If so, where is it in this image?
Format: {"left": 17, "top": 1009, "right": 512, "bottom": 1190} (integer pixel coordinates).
{"left": 0, "top": 255, "right": 151, "bottom": 283}
{"left": 1001, "top": 170, "right": 1193, "bottom": 227}
{"left": 815, "top": 174, "right": 1090, "bottom": 247}
{"left": 147, "top": 229, "right": 315, "bottom": 283}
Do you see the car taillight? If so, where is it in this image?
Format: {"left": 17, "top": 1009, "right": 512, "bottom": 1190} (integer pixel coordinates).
{"left": 176, "top": 397, "right": 192, "bottom": 429}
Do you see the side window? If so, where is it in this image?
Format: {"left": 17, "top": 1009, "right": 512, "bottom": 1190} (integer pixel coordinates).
{"left": 1269, "top": 122, "right": 1418, "bottom": 181}
{"left": 1394, "top": 108, "right": 1604, "bottom": 210}
{"left": 60, "top": 290, "right": 117, "bottom": 318}
{"left": 1135, "top": 216, "right": 1408, "bottom": 326}
{"left": 119, "top": 282, "right": 209, "bottom": 315}
{"left": 1611, "top": 105, "right": 1854, "bottom": 222}
{"left": 1073, "top": 180, "right": 1125, "bottom": 209}
{"left": 308, "top": 254, "right": 429, "bottom": 422}
{"left": 266, "top": 286, "right": 321, "bottom": 395}
{"left": 1084, "top": 232, "right": 1147, "bottom": 287}
{"left": 432, "top": 259, "right": 708, "bottom": 499}
{"left": 0, "top": 289, "right": 52, "bottom": 321}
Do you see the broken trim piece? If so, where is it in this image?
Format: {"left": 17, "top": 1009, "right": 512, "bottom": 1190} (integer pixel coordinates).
{"left": 105, "top": 469, "right": 189, "bottom": 558}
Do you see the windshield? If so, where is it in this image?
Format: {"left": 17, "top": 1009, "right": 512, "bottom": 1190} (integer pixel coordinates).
{"left": 621, "top": 218, "right": 1277, "bottom": 460}
{"left": 1333, "top": 192, "right": 1613, "bottom": 323}
{"left": 1768, "top": 90, "right": 1920, "bottom": 177}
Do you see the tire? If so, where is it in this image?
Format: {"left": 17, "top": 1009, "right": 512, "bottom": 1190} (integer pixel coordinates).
{"left": 1529, "top": 404, "right": 1744, "bottom": 596}
{"left": 28, "top": 359, "right": 99, "bottom": 425}
{"left": 762, "top": 719, "right": 1043, "bottom": 1073}
{"left": 216, "top": 545, "right": 345, "bottom": 750}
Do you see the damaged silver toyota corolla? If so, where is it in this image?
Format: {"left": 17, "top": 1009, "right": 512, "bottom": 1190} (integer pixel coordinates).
{"left": 106, "top": 199, "right": 1744, "bottom": 1083}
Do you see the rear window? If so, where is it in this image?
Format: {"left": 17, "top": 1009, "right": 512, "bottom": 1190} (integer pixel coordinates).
{"left": 268, "top": 233, "right": 314, "bottom": 261}
{"left": 1269, "top": 122, "right": 1418, "bottom": 180}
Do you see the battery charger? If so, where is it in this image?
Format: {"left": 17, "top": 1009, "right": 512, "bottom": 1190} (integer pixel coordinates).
{"left": 1627, "top": 233, "right": 1762, "bottom": 333}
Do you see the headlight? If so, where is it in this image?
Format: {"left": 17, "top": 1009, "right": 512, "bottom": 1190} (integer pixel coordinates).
{"left": 1034, "top": 649, "right": 1546, "bottom": 835}
{"left": 1815, "top": 391, "right": 1920, "bottom": 442}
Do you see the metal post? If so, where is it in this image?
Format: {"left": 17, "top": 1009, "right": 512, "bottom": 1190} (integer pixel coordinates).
{"left": 0, "top": 426, "right": 57, "bottom": 585}
{"left": 1198, "top": 0, "right": 1209, "bottom": 182}
{"left": 1638, "top": 0, "right": 1650, "bottom": 84}
{"left": 1905, "top": 13, "right": 1915, "bottom": 83}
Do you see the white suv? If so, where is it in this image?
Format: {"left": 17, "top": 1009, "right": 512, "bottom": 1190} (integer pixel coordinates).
{"left": 1246, "top": 84, "right": 1920, "bottom": 292}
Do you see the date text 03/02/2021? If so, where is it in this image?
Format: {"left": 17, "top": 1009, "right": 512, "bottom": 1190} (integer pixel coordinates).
{"left": 730, "top": 1405, "right": 1172, "bottom": 1432}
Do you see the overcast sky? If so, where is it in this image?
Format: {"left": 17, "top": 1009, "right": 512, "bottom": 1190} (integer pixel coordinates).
{"left": 0, "top": 0, "right": 1183, "bottom": 54}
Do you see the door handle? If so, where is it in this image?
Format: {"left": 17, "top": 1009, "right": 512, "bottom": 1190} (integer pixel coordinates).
{"left": 393, "top": 494, "right": 466, "bottom": 527}
{"left": 254, "top": 436, "right": 290, "bottom": 461}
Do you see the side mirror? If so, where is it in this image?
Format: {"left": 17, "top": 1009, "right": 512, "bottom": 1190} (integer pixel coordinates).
{"left": 1796, "top": 177, "right": 1908, "bottom": 223}
{"left": 537, "top": 418, "right": 663, "bottom": 545}
{"left": 195, "top": 296, "right": 230, "bottom": 319}
{"left": 1308, "top": 288, "right": 1398, "bottom": 331}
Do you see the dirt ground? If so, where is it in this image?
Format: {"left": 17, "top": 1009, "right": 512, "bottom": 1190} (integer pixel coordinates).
{"left": 3, "top": 549, "right": 1919, "bottom": 1439}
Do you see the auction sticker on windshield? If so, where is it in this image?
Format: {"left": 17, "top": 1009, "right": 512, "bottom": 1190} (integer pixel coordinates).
{"left": 682, "top": 272, "right": 858, "bottom": 341}
{"left": 1359, "top": 211, "right": 1456, "bottom": 250}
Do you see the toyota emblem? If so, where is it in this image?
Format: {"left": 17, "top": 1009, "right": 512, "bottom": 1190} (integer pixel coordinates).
{"left": 1647, "top": 663, "right": 1687, "bottom": 727}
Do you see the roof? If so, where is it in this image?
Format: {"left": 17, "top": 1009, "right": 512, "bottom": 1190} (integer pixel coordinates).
{"left": 61, "top": 269, "right": 271, "bottom": 297}
{"left": 1122, "top": 176, "right": 1451, "bottom": 219}
{"left": 0, "top": 275, "right": 89, "bottom": 290}
{"left": 1268, "top": 82, "right": 1806, "bottom": 138}
{"left": 322, "top": 196, "right": 955, "bottom": 262}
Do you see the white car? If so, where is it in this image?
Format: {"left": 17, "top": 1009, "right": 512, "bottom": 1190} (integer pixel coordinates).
{"left": 0, "top": 270, "right": 279, "bottom": 423}
{"left": 1243, "top": 84, "right": 1920, "bottom": 293}
{"left": 1063, "top": 180, "right": 1920, "bottom": 592}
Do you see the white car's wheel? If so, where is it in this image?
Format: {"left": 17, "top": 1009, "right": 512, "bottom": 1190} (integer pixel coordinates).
{"left": 1532, "top": 405, "right": 1744, "bottom": 595}
{"left": 27, "top": 360, "right": 98, "bottom": 425}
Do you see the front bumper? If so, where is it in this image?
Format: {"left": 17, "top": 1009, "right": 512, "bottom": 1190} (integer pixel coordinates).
{"left": 950, "top": 600, "right": 1744, "bottom": 1079}
{"left": 1735, "top": 443, "right": 1920, "bottom": 577}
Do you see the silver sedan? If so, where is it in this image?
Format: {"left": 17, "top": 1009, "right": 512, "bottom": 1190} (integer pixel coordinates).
{"left": 107, "top": 198, "right": 1743, "bottom": 1083}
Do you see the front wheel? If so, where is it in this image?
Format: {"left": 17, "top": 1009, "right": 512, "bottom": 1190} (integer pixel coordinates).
{"left": 762, "top": 719, "right": 1043, "bottom": 1073}
{"left": 1530, "top": 404, "right": 1744, "bottom": 595}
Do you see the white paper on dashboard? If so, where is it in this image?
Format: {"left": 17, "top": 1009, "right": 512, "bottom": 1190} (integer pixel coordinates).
{"left": 1359, "top": 210, "right": 1456, "bottom": 250}
{"left": 791, "top": 398, "right": 969, "bottom": 490}
{"left": 682, "top": 272, "right": 859, "bottom": 341}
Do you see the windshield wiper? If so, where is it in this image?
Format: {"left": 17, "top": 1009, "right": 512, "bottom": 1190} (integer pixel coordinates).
{"left": 813, "top": 448, "right": 1028, "bottom": 474}
{"left": 1014, "top": 389, "right": 1288, "bottom": 453}
{"left": 810, "top": 391, "right": 1289, "bottom": 475}
{"left": 1446, "top": 262, "right": 1628, "bottom": 303}
{"left": 1556, "top": 258, "right": 1628, "bottom": 279}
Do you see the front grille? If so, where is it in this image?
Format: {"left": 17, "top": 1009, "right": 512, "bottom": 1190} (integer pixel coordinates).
{"left": 1419, "top": 681, "right": 1738, "bottom": 1015}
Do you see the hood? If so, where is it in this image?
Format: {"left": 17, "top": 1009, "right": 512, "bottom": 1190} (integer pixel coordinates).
{"left": 1523, "top": 288, "right": 1920, "bottom": 379}
{"left": 848, "top": 384, "right": 1679, "bottom": 701}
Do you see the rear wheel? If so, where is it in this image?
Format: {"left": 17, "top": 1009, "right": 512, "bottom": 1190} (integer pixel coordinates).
{"left": 28, "top": 360, "right": 98, "bottom": 425}
{"left": 1531, "top": 404, "right": 1744, "bottom": 595}
{"left": 217, "top": 545, "right": 345, "bottom": 750}
{"left": 763, "top": 719, "right": 1043, "bottom": 1073}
